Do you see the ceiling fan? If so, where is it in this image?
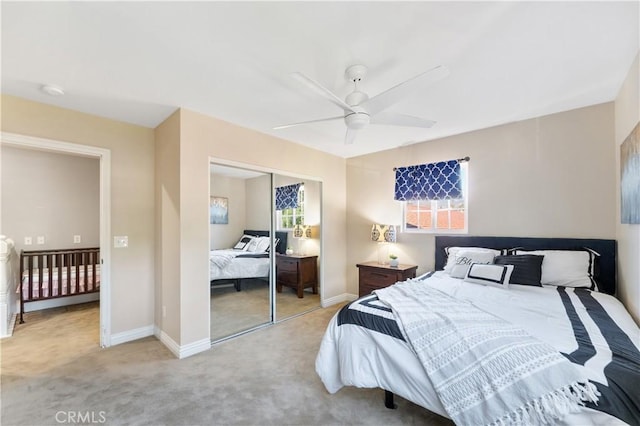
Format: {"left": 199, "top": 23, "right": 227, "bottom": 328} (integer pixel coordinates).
{"left": 274, "top": 64, "right": 450, "bottom": 144}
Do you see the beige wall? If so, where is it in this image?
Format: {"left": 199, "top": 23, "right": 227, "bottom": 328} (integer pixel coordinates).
{"left": 245, "top": 174, "right": 271, "bottom": 231}
{"left": 1, "top": 147, "right": 99, "bottom": 253}
{"left": 615, "top": 52, "right": 640, "bottom": 324}
{"left": 347, "top": 103, "right": 616, "bottom": 296}
{"left": 154, "top": 110, "right": 181, "bottom": 342}
{"left": 209, "top": 174, "right": 248, "bottom": 249}
{"left": 165, "top": 108, "right": 346, "bottom": 346}
{"left": 1, "top": 95, "right": 156, "bottom": 336}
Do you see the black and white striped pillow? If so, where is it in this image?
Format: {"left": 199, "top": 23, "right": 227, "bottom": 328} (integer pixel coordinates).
{"left": 233, "top": 234, "right": 255, "bottom": 250}
{"left": 494, "top": 254, "right": 544, "bottom": 286}
{"left": 464, "top": 263, "right": 514, "bottom": 289}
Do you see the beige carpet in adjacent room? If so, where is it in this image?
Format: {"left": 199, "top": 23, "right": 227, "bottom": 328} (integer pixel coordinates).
{"left": 1, "top": 302, "right": 452, "bottom": 426}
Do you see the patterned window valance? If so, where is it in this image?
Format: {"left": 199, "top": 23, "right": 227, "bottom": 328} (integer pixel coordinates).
{"left": 394, "top": 159, "right": 462, "bottom": 201}
{"left": 275, "top": 183, "right": 301, "bottom": 210}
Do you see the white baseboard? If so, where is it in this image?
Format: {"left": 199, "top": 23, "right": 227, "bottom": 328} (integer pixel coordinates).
{"left": 155, "top": 327, "right": 211, "bottom": 359}
{"left": 0, "top": 313, "right": 17, "bottom": 339}
{"left": 178, "top": 337, "right": 211, "bottom": 359}
{"left": 321, "top": 292, "right": 358, "bottom": 308}
{"left": 110, "top": 325, "right": 154, "bottom": 346}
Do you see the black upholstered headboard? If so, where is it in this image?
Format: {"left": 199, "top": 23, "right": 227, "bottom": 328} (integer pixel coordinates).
{"left": 244, "top": 229, "right": 288, "bottom": 255}
{"left": 435, "top": 236, "right": 617, "bottom": 295}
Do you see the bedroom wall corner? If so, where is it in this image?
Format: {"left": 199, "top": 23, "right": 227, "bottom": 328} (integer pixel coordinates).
{"left": 615, "top": 51, "right": 640, "bottom": 325}
{"left": 154, "top": 109, "right": 183, "bottom": 346}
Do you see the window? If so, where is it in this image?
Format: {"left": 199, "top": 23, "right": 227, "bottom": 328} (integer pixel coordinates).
{"left": 404, "top": 198, "right": 467, "bottom": 232}
{"left": 398, "top": 161, "right": 468, "bottom": 234}
{"left": 278, "top": 185, "right": 304, "bottom": 229}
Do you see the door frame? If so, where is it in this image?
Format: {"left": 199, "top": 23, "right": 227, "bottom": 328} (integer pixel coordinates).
{"left": 1, "top": 132, "right": 112, "bottom": 347}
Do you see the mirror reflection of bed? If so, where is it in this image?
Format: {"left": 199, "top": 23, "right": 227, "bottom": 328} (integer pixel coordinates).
{"left": 209, "top": 164, "right": 321, "bottom": 341}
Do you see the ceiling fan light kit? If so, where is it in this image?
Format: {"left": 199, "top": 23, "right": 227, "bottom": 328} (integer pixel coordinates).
{"left": 276, "top": 64, "right": 450, "bottom": 145}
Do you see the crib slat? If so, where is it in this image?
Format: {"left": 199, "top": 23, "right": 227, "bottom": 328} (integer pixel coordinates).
{"left": 91, "top": 250, "right": 96, "bottom": 290}
{"left": 27, "top": 254, "right": 33, "bottom": 300}
{"left": 66, "top": 253, "right": 72, "bottom": 296}
{"left": 46, "top": 254, "right": 53, "bottom": 300}
{"left": 57, "top": 253, "right": 63, "bottom": 297}
{"left": 75, "top": 252, "right": 80, "bottom": 294}
{"left": 37, "top": 254, "right": 43, "bottom": 299}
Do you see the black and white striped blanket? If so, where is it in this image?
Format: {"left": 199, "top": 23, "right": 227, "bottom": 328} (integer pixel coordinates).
{"left": 327, "top": 272, "right": 639, "bottom": 425}
{"left": 375, "top": 280, "right": 599, "bottom": 425}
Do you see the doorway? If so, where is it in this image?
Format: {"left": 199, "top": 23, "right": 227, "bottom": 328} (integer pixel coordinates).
{"left": 1, "top": 132, "right": 111, "bottom": 347}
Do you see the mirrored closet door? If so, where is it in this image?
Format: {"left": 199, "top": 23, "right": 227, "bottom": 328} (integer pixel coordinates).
{"left": 209, "top": 163, "right": 322, "bottom": 342}
{"left": 209, "top": 164, "right": 272, "bottom": 341}
{"left": 273, "top": 174, "right": 322, "bottom": 320}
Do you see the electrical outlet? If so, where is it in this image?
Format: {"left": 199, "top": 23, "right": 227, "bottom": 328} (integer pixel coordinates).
{"left": 73, "top": 235, "right": 81, "bottom": 244}
{"left": 24, "top": 237, "right": 32, "bottom": 245}
{"left": 36, "top": 236, "right": 45, "bottom": 245}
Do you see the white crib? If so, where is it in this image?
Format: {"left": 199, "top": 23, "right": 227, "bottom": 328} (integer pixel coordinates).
{"left": 0, "top": 235, "right": 18, "bottom": 338}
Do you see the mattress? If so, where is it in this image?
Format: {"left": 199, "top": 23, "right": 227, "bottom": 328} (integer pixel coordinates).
{"left": 20, "top": 265, "right": 101, "bottom": 299}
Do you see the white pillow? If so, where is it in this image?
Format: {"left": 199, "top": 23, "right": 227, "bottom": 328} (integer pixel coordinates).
{"left": 248, "top": 236, "right": 270, "bottom": 253}
{"left": 233, "top": 234, "right": 255, "bottom": 250}
{"left": 449, "top": 250, "right": 497, "bottom": 278}
{"left": 443, "top": 247, "right": 501, "bottom": 273}
{"left": 464, "top": 264, "right": 514, "bottom": 289}
{"left": 514, "top": 249, "right": 597, "bottom": 289}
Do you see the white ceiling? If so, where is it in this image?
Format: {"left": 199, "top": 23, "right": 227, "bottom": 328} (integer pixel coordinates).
{"left": 2, "top": 2, "right": 638, "bottom": 158}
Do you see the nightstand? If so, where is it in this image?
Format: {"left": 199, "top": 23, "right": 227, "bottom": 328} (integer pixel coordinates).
{"left": 276, "top": 254, "right": 318, "bottom": 298}
{"left": 356, "top": 261, "right": 418, "bottom": 297}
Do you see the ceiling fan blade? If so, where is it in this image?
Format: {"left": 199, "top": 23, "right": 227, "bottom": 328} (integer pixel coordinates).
{"left": 361, "top": 65, "right": 450, "bottom": 115}
{"left": 345, "top": 127, "right": 358, "bottom": 145}
{"left": 292, "top": 72, "right": 357, "bottom": 114}
{"left": 273, "top": 116, "right": 343, "bottom": 130}
{"left": 370, "top": 112, "right": 436, "bottom": 128}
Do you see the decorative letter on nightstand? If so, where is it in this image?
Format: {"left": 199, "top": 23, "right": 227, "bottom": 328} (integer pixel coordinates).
{"left": 356, "top": 261, "right": 418, "bottom": 297}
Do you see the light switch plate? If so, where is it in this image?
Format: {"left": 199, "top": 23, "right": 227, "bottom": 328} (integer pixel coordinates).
{"left": 36, "top": 236, "right": 45, "bottom": 245}
{"left": 24, "top": 237, "right": 32, "bottom": 245}
{"left": 113, "top": 236, "right": 128, "bottom": 248}
{"left": 73, "top": 235, "right": 81, "bottom": 243}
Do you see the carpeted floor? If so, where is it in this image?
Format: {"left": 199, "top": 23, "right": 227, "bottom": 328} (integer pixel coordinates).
{"left": 1, "top": 302, "right": 453, "bottom": 426}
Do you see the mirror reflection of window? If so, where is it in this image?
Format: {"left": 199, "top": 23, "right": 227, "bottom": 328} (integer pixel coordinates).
{"left": 278, "top": 184, "right": 304, "bottom": 229}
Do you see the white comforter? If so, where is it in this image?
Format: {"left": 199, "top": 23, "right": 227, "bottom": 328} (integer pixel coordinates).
{"left": 209, "top": 249, "right": 269, "bottom": 280}
{"left": 316, "top": 272, "right": 640, "bottom": 425}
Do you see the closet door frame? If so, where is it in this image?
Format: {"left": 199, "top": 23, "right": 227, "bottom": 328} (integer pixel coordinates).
{"left": 208, "top": 157, "right": 324, "bottom": 336}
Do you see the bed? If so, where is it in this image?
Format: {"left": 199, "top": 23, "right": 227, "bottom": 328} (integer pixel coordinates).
{"left": 316, "top": 236, "right": 639, "bottom": 426}
{"left": 210, "top": 230, "right": 287, "bottom": 291}
{"left": 19, "top": 247, "right": 100, "bottom": 323}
